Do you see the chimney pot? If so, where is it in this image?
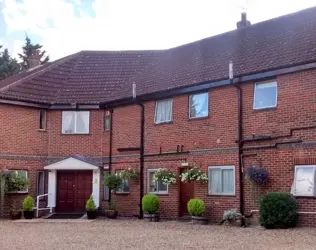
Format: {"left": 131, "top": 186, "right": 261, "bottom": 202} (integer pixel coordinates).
{"left": 237, "top": 12, "right": 251, "bottom": 29}
{"left": 28, "top": 50, "right": 41, "bottom": 69}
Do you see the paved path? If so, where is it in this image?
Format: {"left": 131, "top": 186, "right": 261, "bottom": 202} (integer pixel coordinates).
{"left": 1, "top": 219, "right": 316, "bottom": 249}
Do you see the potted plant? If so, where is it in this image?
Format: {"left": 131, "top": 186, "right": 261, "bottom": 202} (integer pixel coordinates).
{"left": 153, "top": 168, "right": 177, "bottom": 185}
{"left": 142, "top": 194, "right": 160, "bottom": 222}
{"left": 9, "top": 204, "right": 22, "bottom": 220}
{"left": 85, "top": 195, "right": 98, "bottom": 220}
{"left": 104, "top": 173, "right": 123, "bottom": 219}
{"left": 220, "top": 209, "right": 248, "bottom": 227}
{"left": 22, "top": 195, "right": 34, "bottom": 219}
{"left": 180, "top": 166, "right": 208, "bottom": 183}
{"left": 187, "top": 198, "right": 208, "bottom": 225}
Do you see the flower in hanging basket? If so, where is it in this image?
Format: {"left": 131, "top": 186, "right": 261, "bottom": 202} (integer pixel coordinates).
{"left": 180, "top": 166, "right": 208, "bottom": 183}
{"left": 121, "top": 167, "right": 139, "bottom": 181}
{"left": 153, "top": 168, "right": 177, "bottom": 185}
{"left": 245, "top": 166, "right": 269, "bottom": 185}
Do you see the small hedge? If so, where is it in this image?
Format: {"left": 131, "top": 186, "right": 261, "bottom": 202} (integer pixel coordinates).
{"left": 142, "top": 194, "right": 160, "bottom": 214}
{"left": 187, "top": 199, "right": 205, "bottom": 216}
{"left": 86, "top": 195, "right": 97, "bottom": 211}
{"left": 259, "top": 192, "right": 297, "bottom": 229}
{"left": 22, "top": 196, "right": 34, "bottom": 211}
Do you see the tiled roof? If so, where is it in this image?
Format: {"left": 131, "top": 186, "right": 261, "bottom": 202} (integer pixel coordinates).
{"left": 1, "top": 6, "right": 316, "bottom": 105}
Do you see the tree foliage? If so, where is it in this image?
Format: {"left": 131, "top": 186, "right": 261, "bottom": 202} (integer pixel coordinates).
{"left": 0, "top": 45, "right": 20, "bottom": 80}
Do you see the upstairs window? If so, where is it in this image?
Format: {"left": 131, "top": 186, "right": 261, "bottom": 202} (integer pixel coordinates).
{"left": 62, "top": 111, "right": 90, "bottom": 134}
{"left": 189, "top": 93, "right": 208, "bottom": 119}
{"left": 253, "top": 81, "right": 277, "bottom": 109}
{"left": 39, "top": 110, "right": 47, "bottom": 130}
{"left": 292, "top": 165, "right": 316, "bottom": 197}
{"left": 104, "top": 111, "right": 111, "bottom": 131}
{"left": 155, "top": 99, "right": 173, "bottom": 124}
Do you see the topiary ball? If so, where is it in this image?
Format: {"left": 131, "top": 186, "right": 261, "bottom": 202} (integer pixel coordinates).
{"left": 142, "top": 194, "right": 160, "bottom": 214}
{"left": 187, "top": 198, "right": 205, "bottom": 216}
{"left": 259, "top": 192, "right": 297, "bottom": 229}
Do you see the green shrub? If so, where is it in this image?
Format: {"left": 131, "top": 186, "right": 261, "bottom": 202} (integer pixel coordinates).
{"left": 104, "top": 173, "right": 123, "bottom": 191}
{"left": 85, "top": 195, "right": 97, "bottom": 211}
{"left": 187, "top": 199, "right": 205, "bottom": 216}
{"left": 142, "top": 194, "right": 160, "bottom": 214}
{"left": 259, "top": 192, "right": 297, "bottom": 229}
{"left": 22, "top": 196, "right": 34, "bottom": 211}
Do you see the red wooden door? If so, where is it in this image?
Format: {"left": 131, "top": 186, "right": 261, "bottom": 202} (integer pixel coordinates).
{"left": 57, "top": 171, "right": 92, "bottom": 213}
{"left": 179, "top": 168, "right": 194, "bottom": 217}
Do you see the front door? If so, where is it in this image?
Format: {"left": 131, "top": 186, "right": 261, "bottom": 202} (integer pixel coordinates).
{"left": 179, "top": 168, "right": 194, "bottom": 217}
{"left": 56, "top": 171, "right": 92, "bottom": 213}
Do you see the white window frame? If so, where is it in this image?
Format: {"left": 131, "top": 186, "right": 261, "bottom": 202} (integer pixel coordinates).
{"left": 6, "top": 170, "right": 28, "bottom": 194}
{"left": 253, "top": 81, "right": 278, "bottom": 110}
{"left": 61, "top": 111, "right": 90, "bottom": 134}
{"left": 148, "top": 169, "right": 168, "bottom": 195}
{"left": 36, "top": 171, "right": 45, "bottom": 198}
{"left": 208, "top": 165, "right": 235, "bottom": 196}
{"left": 292, "top": 165, "right": 316, "bottom": 197}
{"left": 189, "top": 92, "right": 209, "bottom": 119}
{"left": 39, "top": 110, "right": 47, "bottom": 130}
{"left": 154, "top": 99, "right": 173, "bottom": 124}
{"left": 104, "top": 112, "right": 111, "bottom": 131}
{"left": 116, "top": 171, "right": 130, "bottom": 194}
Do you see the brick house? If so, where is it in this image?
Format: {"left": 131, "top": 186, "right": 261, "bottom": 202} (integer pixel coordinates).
{"left": 1, "top": 7, "right": 316, "bottom": 225}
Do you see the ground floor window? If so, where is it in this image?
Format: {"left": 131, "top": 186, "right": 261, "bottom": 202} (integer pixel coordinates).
{"left": 6, "top": 170, "right": 28, "bottom": 193}
{"left": 208, "top": 166, "right": 235, "bottom": 195}
{"left": 292, "top": 165, "right": 316, "bottom": 196}
{"left": 116, "top": 171, "right": 130, "bottom": 193}
{"left": 103, "top": 170, "right": 110, "bottom": 200}
{"left": 36, "top": 171, "right": 45, "bottom": 197}
{"left": 148, "top": 169, "right": 168, "bottom": 194}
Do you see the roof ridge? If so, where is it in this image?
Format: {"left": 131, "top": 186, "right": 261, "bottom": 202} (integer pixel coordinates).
{"left": 0, "top": 51, "right": 82, "bottom": 93}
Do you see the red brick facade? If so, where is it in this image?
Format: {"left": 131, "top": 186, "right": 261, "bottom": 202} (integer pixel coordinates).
{"left": 1, "top": 68, "right": 316, "bottom": 225}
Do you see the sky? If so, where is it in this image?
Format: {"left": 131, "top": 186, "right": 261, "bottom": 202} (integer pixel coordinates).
{"left": 0, "top": 0, "right": 315, "bottom": 61}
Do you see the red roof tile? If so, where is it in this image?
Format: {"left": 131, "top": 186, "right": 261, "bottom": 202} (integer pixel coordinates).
{"left": 1, "top": 6, "right": 316, "bottom": 105}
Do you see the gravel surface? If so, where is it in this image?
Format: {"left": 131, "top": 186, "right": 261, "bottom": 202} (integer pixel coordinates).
{"left": 1, "top": 219, "right": 316, "bottom": 250}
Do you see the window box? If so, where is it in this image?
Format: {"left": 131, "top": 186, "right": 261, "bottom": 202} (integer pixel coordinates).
{"left": 62, "top": 111, "right": 90, "bottom": 134}
{"left": 189, "top": 93, "right": 209, "bottom": 119}
{"left": 253, "top": 81, "right": 277, "bottom": 110}
{"left": 155, "top": 99, "right": 173, "bottom": 124}
{"left": 208, "top": 166, "right": 235, "bottom": 196}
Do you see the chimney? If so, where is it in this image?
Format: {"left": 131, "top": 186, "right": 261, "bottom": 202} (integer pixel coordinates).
{"left": 28, "top": 50, "right": 41, "bottom": 69}
{"left": 236, "top": 12, "right": 251, "bottom": 29}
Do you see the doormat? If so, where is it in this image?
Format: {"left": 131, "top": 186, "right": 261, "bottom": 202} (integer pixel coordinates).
{"left": 46, "top": 213, "right": 85, "bottom": 219}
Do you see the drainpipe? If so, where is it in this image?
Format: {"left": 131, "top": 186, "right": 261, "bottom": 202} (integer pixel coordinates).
{"left": 138, "top": 103, "right": 145, "bottom": 219}
{"left": 108, "top": 109, "right": 114, "bottom": 202}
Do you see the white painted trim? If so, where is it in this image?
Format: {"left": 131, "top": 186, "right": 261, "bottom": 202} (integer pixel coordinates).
{"left": 253, "top": 80, "right": 278, "bottom": 110}
{"left": 208, "top": 165, "right": 235, "bottom": 196}
{"left": 44, "top": 157, "right": 98, "bottom": 170}
{"left": 47, "top": 170, "right": 56, "bottom": 208}
{"left": 92, "top": 169, "right": 100, "bottom": 207}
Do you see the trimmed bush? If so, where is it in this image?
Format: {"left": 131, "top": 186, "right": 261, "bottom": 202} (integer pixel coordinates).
{"left": 85, "top": 195, "right": 97, "bottom": 211}
{"left": 22, "top": 196, "right": 34, "bottom": 211}
{"left": 259, "top": 192, "right": 297, "bottom": 229}
{"left": 187, "top": 199, "right": 205, "bottom": 216}
{"left": 142, "top": 194, "right": 160, "bottom": 214}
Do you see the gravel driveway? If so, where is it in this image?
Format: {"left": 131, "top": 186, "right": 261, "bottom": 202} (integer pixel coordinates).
{"left": 1, "top": 219, "right": 316, "bottom": 250}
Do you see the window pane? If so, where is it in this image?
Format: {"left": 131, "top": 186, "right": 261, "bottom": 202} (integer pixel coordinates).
{"left": 104, "top": 185, "right": 109, "bottom": 200}
{"left": 295, "top": 167, "right": 315, "bottom": 196}
{"left": 158, "top": 181, "right": 167, "bottom": 192}
{"left": 190, "top": 93, "right": 208, "bottom": 118}
{"left": 254, "top": 82, "right": 277, "bottom": 109}
{"left": 7, "top": 170, "right": 28, "bottom": 192}
{"left": 76, "top": 112, "right": 89, "bottom": 133}
{"left": 37, "top": 172, "right": 45, "bottom": 196}
{"left": 209, "top": 169, "right": 221, "bottom": 194}
{"left": 155, "top": 99, "right": 172, "bottom": 123}
{"left": 149, "top": 172, "right": 158, "bottom": 192}
{"left": 62, "top": 112, "right": 75, "bottom": 133}
{"left": 222, "top": 169, "right": 234, "bottom": 194}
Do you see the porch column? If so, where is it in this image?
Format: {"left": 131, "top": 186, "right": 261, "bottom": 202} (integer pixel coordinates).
{"left": 92, "top": 169, "right": 100, "bottom": 207}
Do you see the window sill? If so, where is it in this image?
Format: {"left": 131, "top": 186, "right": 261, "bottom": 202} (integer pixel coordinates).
{"left": 6, "top": 191, "right": 29, "bottom": 195}
{"left": 207, "top": 193, "right": 236, "bottom": 197}
{"left": 154, "top": 121, "right": 173, "bottom": 126}
{"left": 188, "top": 116, "right": 209, "bottom": 121}
{"left": 253, "top": 106, "right": 277, "bottom": 112}
{"left": 61, "top": 133, "right": 90, "bottom": 136}
{"left": 37, "top": 129, "right": 47, "bottom": 132}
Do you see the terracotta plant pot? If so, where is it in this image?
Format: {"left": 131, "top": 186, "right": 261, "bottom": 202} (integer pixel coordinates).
{"left": 144, "top": 213, "right": 160, "bottom": 222}
{"left": 10, "top": 211, "right": 22, "bottom": 220}
{"left": 23, "top": 211, "right": 34, "bottom": 219}
{"left": 87, "top": 210, "right": 97, "bottom": 220}
{"left": 106, "top": 210, "right": 118, "bottom": 219}
{"left": 191, "top": 216, "right": 208, "bottom": 225}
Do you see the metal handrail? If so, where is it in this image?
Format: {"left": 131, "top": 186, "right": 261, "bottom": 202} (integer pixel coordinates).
{"left": 35, "top": 194, "right": 52, "bottom": 218}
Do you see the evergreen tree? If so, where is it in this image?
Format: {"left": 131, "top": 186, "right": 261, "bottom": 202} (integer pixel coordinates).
{"left": 18, "top": 35, "right": 49, "bottom": 70}
{"left": 0, "top": 45, "right": 21, "bottom": 80}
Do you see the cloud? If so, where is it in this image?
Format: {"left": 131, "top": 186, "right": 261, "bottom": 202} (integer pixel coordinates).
{"left": 1, "top": 0, "right": 316, "bottom": 60}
